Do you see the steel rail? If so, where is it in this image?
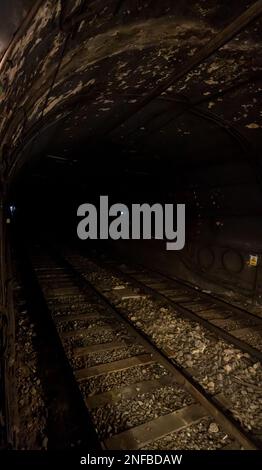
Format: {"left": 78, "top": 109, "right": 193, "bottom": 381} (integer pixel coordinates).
{"left": 105, "top": 261, "right": 262, "bottom": 363}
{"left": 136, "top": 262, "right": 262, "bottom": 324}
{"left": 58, "top": 252, "right": 260, "bottom": 450}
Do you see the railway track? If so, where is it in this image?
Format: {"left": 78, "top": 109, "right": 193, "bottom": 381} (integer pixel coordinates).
{"left": 101, "top": 259, "right": 262, "bottom": 362}
{"left": 30, "top": 249, "right": 262, "bottom": 450}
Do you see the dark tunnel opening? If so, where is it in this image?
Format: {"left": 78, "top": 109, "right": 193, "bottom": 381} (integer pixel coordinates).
{"left": 9, "top": 105, "right": 262, "bottom": 303}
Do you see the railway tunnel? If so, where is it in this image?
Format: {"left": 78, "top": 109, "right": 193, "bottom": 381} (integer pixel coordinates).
{"left": 0, "top": 0, "right": 262, "bottom": 455}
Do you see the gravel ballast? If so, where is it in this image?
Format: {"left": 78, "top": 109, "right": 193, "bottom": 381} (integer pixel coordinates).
{"left": 66, "top": 254, "right": 262, "bottom": 440}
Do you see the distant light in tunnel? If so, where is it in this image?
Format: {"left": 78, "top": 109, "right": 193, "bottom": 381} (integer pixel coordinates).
{"left": 9, "top": 205, "right": 16, "bottom": 215}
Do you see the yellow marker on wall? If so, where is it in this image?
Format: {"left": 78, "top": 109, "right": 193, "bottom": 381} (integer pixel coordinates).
{"left": 248, "top": 255, "right": 259, "bottom": 267}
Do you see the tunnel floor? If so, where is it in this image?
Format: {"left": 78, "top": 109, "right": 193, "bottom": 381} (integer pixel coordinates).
{"left": 7, "top": 242, "right": 262, "bottom": 451}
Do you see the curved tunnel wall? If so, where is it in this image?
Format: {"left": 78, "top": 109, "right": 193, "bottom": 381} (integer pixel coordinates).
{"left": 0, "top": 0, "right": 262, "bottom": 302}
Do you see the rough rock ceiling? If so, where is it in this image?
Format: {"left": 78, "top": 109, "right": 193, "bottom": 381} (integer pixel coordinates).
{"left": 0, "top": 0, "right": 32, "bottom": 55}
{"left": 0, "top": 0, "right": 261, "bottom": 189}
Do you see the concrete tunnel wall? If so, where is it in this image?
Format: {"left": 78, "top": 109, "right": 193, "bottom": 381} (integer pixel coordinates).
{"left": 0, "top": 0, "right": 262, "bottom": 302}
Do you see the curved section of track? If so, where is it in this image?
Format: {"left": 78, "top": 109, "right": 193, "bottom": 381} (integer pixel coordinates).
{"left": 104, "top": 260, "right": 262, "bottom": 362}
{"left": 30, "top": 249, "right": 262, "bottom": 450}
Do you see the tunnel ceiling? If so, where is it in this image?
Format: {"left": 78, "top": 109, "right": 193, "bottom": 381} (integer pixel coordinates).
{"left": 0, "top": 0, "right": 32, "bottom": 55}
{"left": 0, "top": 0, "right": 261, "bottom": 192}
